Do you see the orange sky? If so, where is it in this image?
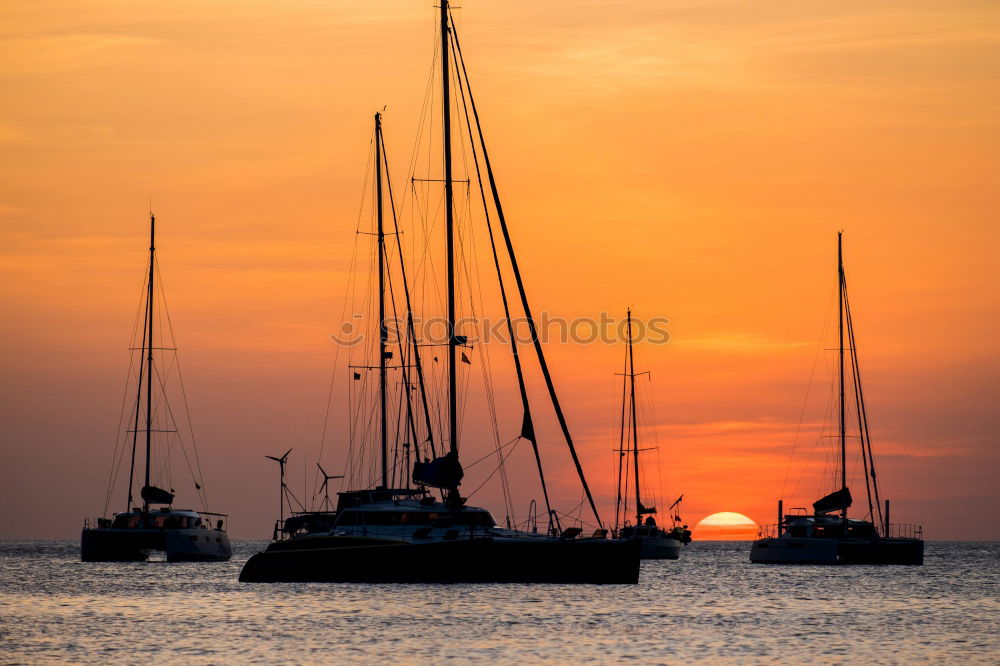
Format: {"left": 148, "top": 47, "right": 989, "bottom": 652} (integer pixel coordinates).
{"left": 1, "top": 1, "right": 998, "bottom": 539}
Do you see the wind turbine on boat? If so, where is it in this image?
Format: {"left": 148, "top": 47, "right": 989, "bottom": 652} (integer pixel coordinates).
{"left": 266, "top": 449, "right": 292, "bottom": 539}
{"left": 316, "top": 463, "right": 343, "bottom": 512}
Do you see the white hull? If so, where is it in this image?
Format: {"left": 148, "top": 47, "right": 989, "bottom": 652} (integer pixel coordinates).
{"left": 750, "top": 537, "right": 838, "bottom": 564}
{"left": 630, "top": 534, "right": 681, "bottom": 560}
{"left": 82, "top": 509, "right": 232, "bottom": 562}
{"left": 164, "top": 529, "right": 232, "bottom": 561}
{"left": 81, "top": 526, "right": 232, "bottom": 562}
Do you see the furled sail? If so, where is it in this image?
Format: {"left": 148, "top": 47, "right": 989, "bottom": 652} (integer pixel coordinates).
{"left": 813, "top": 487, "right": 852, "bottom": 514}
{"left": 141, "top": 485, "right": 175, "bottom": 505}
{"left": 412, "top": 450, "right": 464, "bottom": 489}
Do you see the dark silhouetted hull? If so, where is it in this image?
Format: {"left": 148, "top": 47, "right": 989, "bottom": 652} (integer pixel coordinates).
{"left": 240, "top": 536, "right": 639, "bottom": 584}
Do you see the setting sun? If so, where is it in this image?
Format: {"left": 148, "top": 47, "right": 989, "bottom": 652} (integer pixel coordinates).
{"left": 694, "top": 512, "right": 758, "bottom": 541}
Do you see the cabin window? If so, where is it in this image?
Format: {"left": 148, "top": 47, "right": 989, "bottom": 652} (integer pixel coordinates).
{"left": 337, "top": 510, "right": 470, "bottom": 526}
{"left": 111, "top": 515, "right": 139, "bottom": 529}
{"left": 154, "top": 515, "right": 193, "bottom": 529}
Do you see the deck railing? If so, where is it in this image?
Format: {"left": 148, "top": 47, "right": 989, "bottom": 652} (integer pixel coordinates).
{"left": 755, "top": 524, "right": 778, "bottom": 539}
{"left": 755, "top": 523, "right": 923, "bottom": 539}
{"left": 887, "top": 523, "right": 923, "bottom": 539}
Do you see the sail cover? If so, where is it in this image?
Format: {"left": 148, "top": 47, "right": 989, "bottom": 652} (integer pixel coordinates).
{"left": 813, "top": 487, "right": 852, "bottom": 514}
{"left": 141, "top": 485, "right": 175, "bottom": 505}
{"left": 412, "top": 451, "right": 464, "bottom": 490}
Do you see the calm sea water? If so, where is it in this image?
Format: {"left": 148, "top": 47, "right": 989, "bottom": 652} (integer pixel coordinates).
{"left": 1, "top": 540, "right": 997, "bottom": 664}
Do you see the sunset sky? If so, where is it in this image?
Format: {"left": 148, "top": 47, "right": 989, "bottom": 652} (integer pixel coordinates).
{"left": 1, "top": 0, "right": 998, "bottom": 540}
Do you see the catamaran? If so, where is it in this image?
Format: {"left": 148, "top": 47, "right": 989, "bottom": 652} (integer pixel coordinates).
{"left": 81, "top": 213, "right": 231, "bottom": 563}
{"left": 749, "top": 233, "right": 923, "bottom": 565}
{"left": 612, "top": 309, "right": 691, "bottom": 560}
{"left": 239, "top": 2, "right": 637, "bottom": 584}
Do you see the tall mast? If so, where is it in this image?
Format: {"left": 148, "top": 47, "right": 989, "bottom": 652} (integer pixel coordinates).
{"left": 441, "top": 0, "right": 457, "bottom": 462}
{"left": 142, "top": 212, "right": 155, "bottom": 518}
{"left": 376, "top": 113, "right": 388, "bottom": 489}
{"left": 838, "top": 231, "right": 848, "bottom": 531}
{"left": 125, "top": 256, "right": 150, "bottom": 513}
{"left": 614, "top": 331, "right": 628, "bottom": 532}
{"left": 627, "top": 309, "right": 642, "bottom": 526}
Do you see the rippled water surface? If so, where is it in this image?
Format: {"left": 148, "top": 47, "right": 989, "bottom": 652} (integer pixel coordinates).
{"left": 1, "top": 540, "right": 997, "bottom": 663}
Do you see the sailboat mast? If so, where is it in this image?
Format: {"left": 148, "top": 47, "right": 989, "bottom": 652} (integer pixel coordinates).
{"left": 143, "top": 212, "right": 155, "bottom": 517}
{"left": 614, "top": 334, "right": 628, "bottom": 533}
{"left": 441, "top": 0, "right": 457, "bottom": 460}
{"left": 838, "top": 231, "right": 848, "bottom": 530}
{"left": 376, "top": 112, "right": 388, "bottom": 489}
{"left": 627, "top": 309, "right": 642, "bottom": 526}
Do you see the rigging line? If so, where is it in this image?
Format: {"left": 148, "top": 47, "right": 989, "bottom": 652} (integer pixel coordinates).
{"left": 385, "top": 258, "right": 421, "bottom": 471}
{"left": 465, "top": 436, "right": 522, "bottom": 499}
{"left": 344, "top": 373, "right": 359, "bottom": 490}
{"left": 155, "top": 260, "right": 209, "bottom": 510}
{"left": 409, "top": 188, "right": 447, "bottom": 331}
{"left": 462, "top": 435, "right": 520, "bottom": 470}
{"left": 104, "top": 276, "right": 148, "bottom": 517}
{"left": 406, "top": 22, "right": 444, "bottom": 337}
{"left": 458, "top": 169, "right": 516, "bottom": 518}
{"left": 449, "top": 23, "right": 552, "bottom": 523}
{"left": 111, "top": 264, "right": 152, "bottom": 516}
{"left": 784, "top": 281, "right": 836, "bottom": 500}
{"left": 152, "top": 362, "right": 204, "bottom": 507}
{"left": 105, "top": 388, "right": 137, "bottom": 516}
{"left": 139, "top": 243, "right": 157, "bottom": 517}
{"left": 357, "top": 367, "right": 383, "bottom": 485}
{"left": 345, "top": 176, "right": 381, "bottom": 487}
{"left": 627, "top": 311, "right": 642, "bottom": 525}
{"left": 844, "top": 278, "right": 884, "bottom": 529}
{"left": 803, "top": 355, "right": 838, "bottom": 497}
{"left": 466, "top": 267, "right": 516, "bottom": 518}
{"left": 845, "top": 284, "right": 875, "bottom": 523}
{"left": 447, "top": 127, "right": 514, "bottom": 516}
{"left": 622, "top": 378, "right": 633, "bottom": 523}
{"left": 449, "top": 52, "right": 510, "bottom": 517}
{"left": 324, "top": 133, "right": 377, "bottom": 498}
{"left": 614, "top": 331, "right": 628, "bottom": 532}
{"left": 401, "top": 18, "right": 440, "bottom": 220}
{"left": 391, "top": 369, "right": 407, "bottom": 488}
{"left": 382, "top": 134, "right": 437, "bottom": 459}
{"left": 552, "top": 497, "right": 600, "bottom": 532}
{"left": 642, "top": 369, "right": 668, "bottom": 520}
{"left": 449, "top": 11, "right": 603, "bottom": 529}
{"left": 382, "top": 226, "right": 416, "bottom": 485}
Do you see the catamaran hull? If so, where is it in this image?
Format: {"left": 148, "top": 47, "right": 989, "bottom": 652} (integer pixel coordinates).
{"left": 239, "top": 536, "right": 640, "bottom": 584}
{"left": 81, "top": 528, "right": 156, "bottom": 561}
{"left": 81, "top": 528, "right": 232, "bottom": 562}
{"left": 750, "top": 537, "right": 923, "bottom": 565}
{"left": 630, "top": 535, "right": 681, "bottom": 560}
